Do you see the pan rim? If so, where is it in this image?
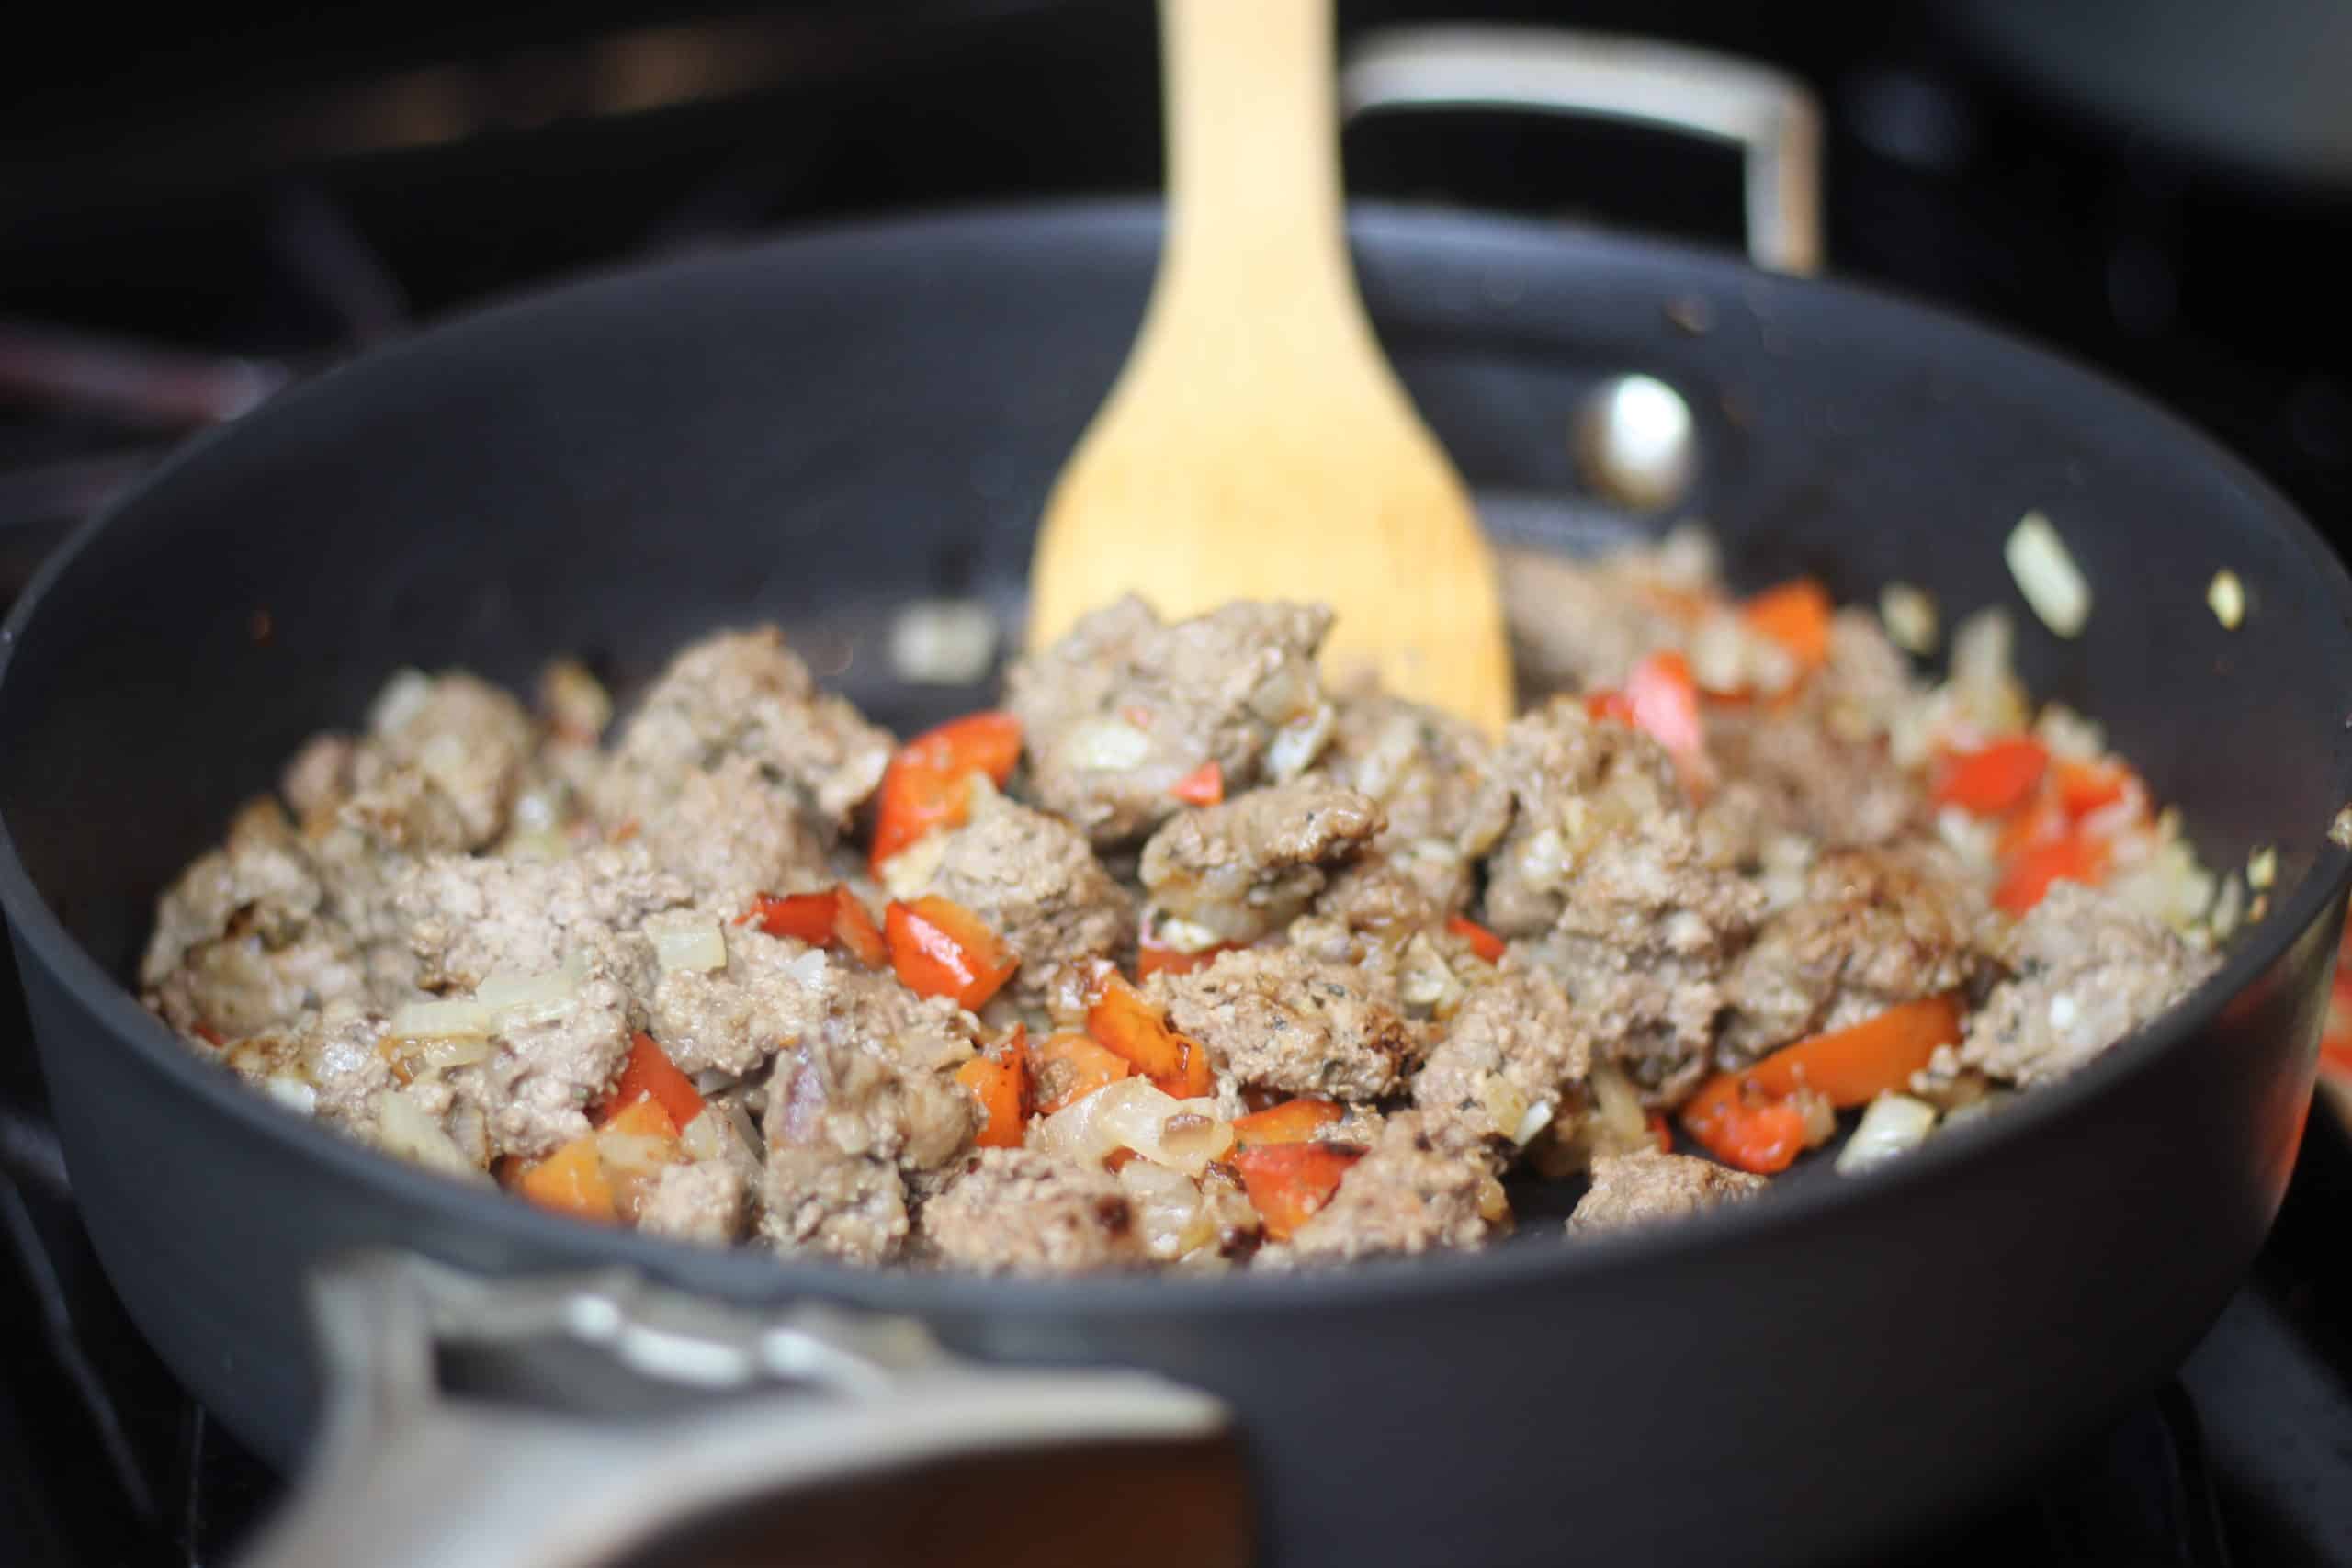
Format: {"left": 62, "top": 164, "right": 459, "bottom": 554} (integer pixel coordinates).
{"left": 3, "top": 196, "right": 2347, "bottom": 1319}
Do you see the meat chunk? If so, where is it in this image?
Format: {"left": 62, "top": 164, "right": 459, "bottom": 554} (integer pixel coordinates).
{"left": 611, "top": 626, "right": 892, "bottom": 831}
{"left": 1484, "top": 701, "right": 1763, "bottom": 1103}
{"left": 1413, "top": 971, "right": 1591, "bottom": 1151}
{"left": 761, "top": 1145, "right": 910, "bottom": 1265}
{"left": 1139, "top": 781, "right": 1383, "bottom": 946}
{"left": 361, "top": 671, "right": 541, "bottom": 849}
{"left": 916, "top": 1148, "right": 1143, "bottom": 1273}
{"left": 750, "top": 952, "right": 979, "bottom": 1264}
{"left": 880, "top": 787, "right": 1132, "bottom": 1010}
{"left": 1722, "top": 843, "right": 1988, "bottom": 1062}
{"left": 391, "top": 846, "right": 692, "bottom": 1158}
{"left": 1281, "top": 1112, "right": 1504, "bottom": 1262}
{"left": 142, "top": 799, "right": 374, "bottom": 1038}
{"left": 1498, "top": 533, "right": 1716, "bottom": 694}
{"left": 1313, "top": 692, "right": 1512, "bottom": 908}
{"left": 1288, "top": 859, "right": 1488, "bottom": 1021}
{"left": 218, "top": 1002, "right": 397, "bottom": 1133}
{"left": 1007, "top": 595, "right": 1337, "bottom": 845}
{"left": 1151, "top": 945, "right": 1419, "bottom": 1102}
{"left": 639, "top": 1161, "right": 751, "bottom": 1245}
{"left": 1956, "top": 882, "right": 2218, "bottom": 1089}
{"left": 599, "top": 753, "right": 831, "bottom": 909}
{"left": 1568, "top": 1150, "right": 1766, "bottom": 1234}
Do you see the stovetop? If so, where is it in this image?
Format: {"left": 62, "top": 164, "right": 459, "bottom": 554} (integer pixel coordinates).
{"left": 5, "top": 5, "right": 2352, "bottom": 1563}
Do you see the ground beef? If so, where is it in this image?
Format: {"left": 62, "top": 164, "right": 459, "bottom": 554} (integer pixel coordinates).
{"left": 1313, "top": 691, "right": 1512, "bottom": 908}
{"left": 142, "top": 799, "right": 376, "bottom": 1039}
{"left": 219, "top": 1002, "right": 395, "bottom": 1133}
{"left": 1722, "top": 842, "right": 1988, "bottom": 1062}
{"left": 1281, "top": 1111, "right": 1503, "bottom": 1262}
{"left": 1568, "top": 1149, "right": 1767, "bottom": 1233}
{"left": 1413, "top": 971, "right": 1591, "bottom": 1152}
{"left": 639, "top": 1160, "right": 751, "bottom": 1245}
{"left": 599, "top": 753, "right": 832, "bottom": 909}
{"left": 1287, "top": 859, "right": 1487, "bottom": 1020}
{"left": 1150, "top": 945, "right": 1419, "bottom": 1102}
{"left": 881, "top": 787, "right": 1132, "bottom": 1010}
{"left": 1498, "top": 540, "right": 1707, "bottom": 694}
{"left": 1006, "top": 595, "right": 1337, "bottom": 845}
{"left": 916, "top": 1148, "right": 1143, "bottom": 1273}
{"left": 1138, "top": 780, "right": 1383, "bottom": 945}
{"left": 1484, "top": 701, "right": 1762, "bottom": 1103}
{"left": 610, "top": 626, "right": 892, "bottom": 831}
{"left": 760, "top": 1145, "right": 910, "bottom": 1265}
{"left": 1956, "top": 882, "right": 2219, "bottom": 1088}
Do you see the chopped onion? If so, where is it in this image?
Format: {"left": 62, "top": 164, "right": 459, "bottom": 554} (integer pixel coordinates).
{"left": 477, "top": 956, "right": 589, "bottom": 1028}
{"left": 1151, "top": 914, "right": 1226, "bottom": 956}
{"left": 262, "top": 1077, "right": 318, "bottom": 1115}
{"left": 1264, "top": 702, "right": 1336, "bottom": 780}
{"left": 1879, "top": 581, "right": 1939, "bottom": 655}
{"left": 1035, "top": 1078, "right": 1233, "bottom": 1176}
{"left": 2332, "top": 806, "right": 2352, "bottom": 850}
{"left": 596, "top": 1131, "right": 674, "bottom": 1174}
{"left": 2005, "top": 512, "right": 2090, "bottom": 637}
{"left": 649, "top": 913, "right": 728, "bottom": 974}
{"left": 2247, "top": 845, "right": 2277, "bottom": 891}
{"left": 888, "top": 598, "right": 1001, "bottom": 686}
{"left": 1836, "top": 1092, "right": 1939, "bottom": 1175}
{"left": 2207, "top": 570, "right": 2245, "bottom": 631}
{"left": 1396, "top": 931, "right": 1466, "bottom": 1012}
{"left": 1064, "top": 717, "right": 1153, "bottom": 773}
{"left": 1588, "top": 1063, "right": 1650, "bottom": 1156}
{"left": 1117, "top": 1160, "right": 1216, "bottom": 1260}
{"left": 368, "top": 668, "right": 434, "bottom": 736}
{"left": 416, "top": 1035, "right": 493, "bottom": 1073}
{"left": 416, "top": 731, "right": 471, "bottom": 796}
{"left": 1512, "top": 1099, "right": 1555, "bottom": 1147}
{"left": 679, "top": 1109, "right": 729, "bottom": 1163}
{"left": 387, "top": 998, "right": 493, "bottom": 1043}
{"left": 1246, "top": 661, "right": 1316, "bottom": 724}
{"left": 1479, "top": 1075, "right": 1528, "bottom": 1142}
{"left": 374, "top": 1089, "right": 489, "bottom": 1182}
{"left": 878, "top": 829, "right": 948, "bottom": 899}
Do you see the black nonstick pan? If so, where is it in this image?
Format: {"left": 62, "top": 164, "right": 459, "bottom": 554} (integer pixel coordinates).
{"left": 5, "top": 36, "right": 2352, "bottom": 1568}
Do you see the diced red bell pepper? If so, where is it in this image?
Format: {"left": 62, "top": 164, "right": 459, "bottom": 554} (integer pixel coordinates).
{"left": 741, "top": 886, "right": 889, "bottom": 968}
{"left": 512, "top": 1135, "right": 616, "bottom": 1223}
{"left": 884, "top": 896, "right": 1020, "bottom": 1010}
{"left": 956, "top": 1047, "right": 1027, "bottom": 1148}
{"left": 1086, "top": 974, "right": 1214, "bottom": 1099}
{"left": 1169, "top": 760, "right": 1225, "bottom": 807}
{"left": 1995, "top": 833, "right": 2109, "bottom": 915}
{"left": 1031, "top": 1031, "right": 1133, "bottom": 1115}
{"left": 1231, "top": 1143, "right": 1363, "bottom": 1241}
{"left": 1933, "top": 738, "right": 2050, "bottom": 817}
{"left": 603, "top": 1098, "right": 680, "bottom": 1142}
{"left": 1588, "top": 652, "right": 1708, "bottom": 790}
{"left": 1741, "top": 578, "right": 1833, "bottom": 671}
{"left": 1645, "top": 1111, "right": 1673, "bottom": 1155}
{"left": 1230, "top": 1097, "right": 1343, "bottom": 1147}
{"left": 1445, "top": 914, "right": 1507, "bottom": 964}
{"left": 1680, "top": 1089, "right": 1815, "bottom": 1176}
{"left": 1136, "top": 934, "right": 1238, "bottom": 978}
{"left": 2053, "top": 759, "right": 2133, "bottom": 819}
{"left": 601, "top": 1032, "right": 706, "bottom": 1130}
{"left": 869, "top": 711, "right": 1023, "bottom": 874}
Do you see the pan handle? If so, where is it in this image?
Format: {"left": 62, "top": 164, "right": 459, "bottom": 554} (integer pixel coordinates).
{"left": 1340, "top": 26, "right": 1824, "bottom": 276}
{"left": 234, "top": 1252, "right": 1247, "bottom": 1568}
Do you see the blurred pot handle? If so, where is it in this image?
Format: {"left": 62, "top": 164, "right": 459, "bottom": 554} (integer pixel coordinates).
{"left": 1340, "top": 26, "right": 1825, "bottom": 276}
{"left": 236, "top": 1252, "right": 1246, "bottom": 1568}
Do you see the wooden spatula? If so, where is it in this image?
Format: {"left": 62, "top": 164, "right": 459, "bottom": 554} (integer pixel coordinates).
{"left": 1025, "top": 0, "right": 1514, "bottom": 732}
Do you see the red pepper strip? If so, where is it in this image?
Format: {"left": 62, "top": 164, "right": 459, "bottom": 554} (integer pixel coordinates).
{"left": 1681, "top": 1089, "right": 1814, "bottom": 1175}
{"left": 1169, "top": 760, "right": 1225, "bottom": 807}
{"left": 884, "top": 896, "right": 1020, "bottom": 1010}
{"left": 1230, "top": 1143, "right": 1363, "bottom": 1241}
{"left": 1741, "top": 578, "right": 1833, "bottom": 671}
{"left": 869, "top": 711, "right": 1023, "bottom": 874}
{"left": 192, "top": 1023, "right": 225, "bottom": 1048}
{"left": 2053, "top": 759, "right": 2132, "bottom": 819}
{"left": 1087, "top": 974, "right": 1215, "bottom": 1099}
{"left": 739, "top": 890, "right": 838, "bottom": 944}
{"left": 1031, "top": 1031, "right": 1131, "bottom": 1115}
{"left": 512, "top": 1136, "right": 617, "bottom": 1223}
{"left": 956, "top": 1049, "right": 1026, "bottom": 1148}
{"left": 1645, "top": 1111, "right": 1673, "bottom": 1155}
{"left": 1995, "top": 833, "right": 2109, "bottom": 916}
{"left": 601, "top": 1032, "right": 707, "bottom": 1130}
{"left": 1137, "top": 935, "right": 1238, "bottom": 978}
{"left": 1445, "top": 914, "right": 1507, "bottom": 964}
{"left": 1933, "top": 738, "right": 2050, "bottom": 817}
{"left": 1230, "top": 1097, "right": 1344, "bottom": 1147}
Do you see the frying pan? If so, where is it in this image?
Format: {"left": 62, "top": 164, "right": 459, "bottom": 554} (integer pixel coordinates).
{"left": 5, "top": 28, "right": 2352, "bottom": 1568}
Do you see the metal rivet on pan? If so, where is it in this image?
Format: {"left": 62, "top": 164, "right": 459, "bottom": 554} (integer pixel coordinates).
{"left": 1573, "top": 374, "right": 1696, "bottom": 513}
